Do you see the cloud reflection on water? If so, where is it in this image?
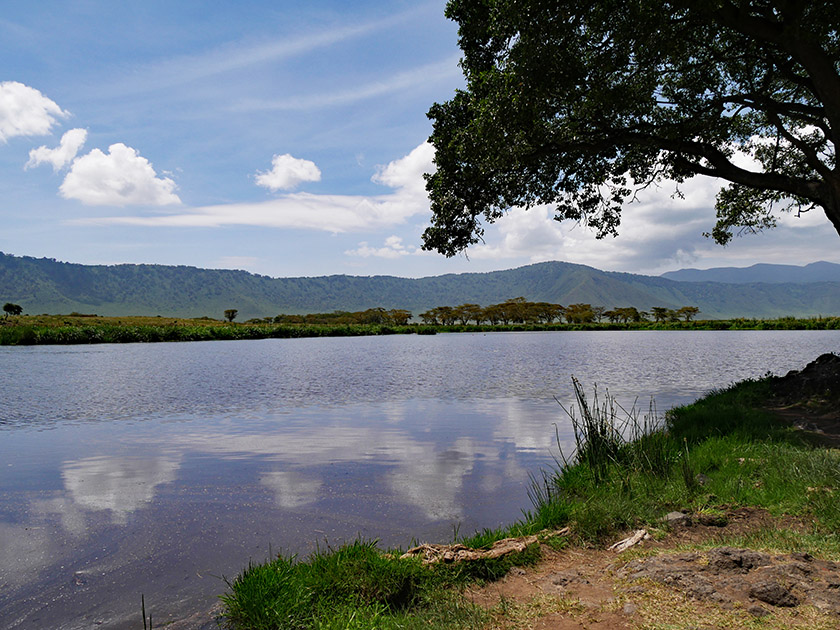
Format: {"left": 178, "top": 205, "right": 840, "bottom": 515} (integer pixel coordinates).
{"left": 260, "top": 470, "right": 323, "bottom": 508}
{"left": 62, "top": 455, "right": 181, "bottom": 524}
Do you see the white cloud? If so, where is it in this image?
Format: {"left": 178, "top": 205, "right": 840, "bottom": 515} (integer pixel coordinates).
{"left": 260, "top": 470, "right": 323, "bottom": 508}
{"left": 0, "top": 81, "right": 67, "bottom": 142}
{"left": 99, "top": 6, "right": 435, "bottom": 97}
{"left": 74, "top": 141, "right": 434, "bottom": 230}
{"left": 26, "top": 128, "right": 87, "bottom": 170}
{"left": 346, "top": 235, "right": 416, "bottom": 258}
{"left": 75, "top": 192, "right": 415, "bottom": 230}
{"left": 60, "top": 143, "right": 181, "bottom": 206}
{"left": 467, "top": 176, "right": 720, "bottom": 272}
{"left": 256, "top": 153, "right": 321, "bottom": 191}
{"left": 62, "top": 455, "right": 180, "bottom": 525}
{"left": 463, "top": 171, "right": 840, "bottom": 274}
{"left": 237, "top": 57, "right": 462, "bottom": 111}
{"left": 372, "top": 141, "right": 434, "bottom": 196}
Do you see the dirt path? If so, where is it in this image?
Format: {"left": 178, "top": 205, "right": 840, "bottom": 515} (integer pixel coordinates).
{"left": 467, "top": 508, "right": 840, "bottom": 629}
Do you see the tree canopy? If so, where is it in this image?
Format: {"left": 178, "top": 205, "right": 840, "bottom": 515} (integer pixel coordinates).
{"left": 423, "top": 0, "right": 840, "bottom": 256}
{"left": 3, "top": 302, "right": 22, "bottom": 317}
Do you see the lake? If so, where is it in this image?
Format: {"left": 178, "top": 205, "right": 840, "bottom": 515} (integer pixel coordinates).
{"left": 1, "top": 330, "right": 838, "bottom": 629}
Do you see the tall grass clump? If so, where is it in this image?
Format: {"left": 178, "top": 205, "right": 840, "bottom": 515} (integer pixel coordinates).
{"left": 518, "top": 380, "right": 686, "bottom": 541}
{"left": 526, "top": 374, "right": 840, "bottom": 543}
{"left": 554, "top": 378, "right": 672, "bottom": 483}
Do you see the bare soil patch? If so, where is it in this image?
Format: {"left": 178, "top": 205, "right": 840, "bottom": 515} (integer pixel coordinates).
{"left": 469, "top": 508, "right": 840, "bottom": 629}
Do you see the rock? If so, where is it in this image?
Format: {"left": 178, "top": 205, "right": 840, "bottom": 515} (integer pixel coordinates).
{"left": 622, "top": 602, "right": 637, "bottom": 615}
{"left": 685, "top": 577, "right": 717, "bottom": 600}
{"left": 747, "top": 604, "right": 771, "bottom": 617}
{"left": 749, "top": 580, "right": 799, "bottom": 607}
{"left": 664, "top": 511, "right": 691, "bottom": 525}
{"left": 776, "top": 561, "right": 814, "bottom": 578}
{"left": 707, "top": 547, "right": 771, "bottom": 573}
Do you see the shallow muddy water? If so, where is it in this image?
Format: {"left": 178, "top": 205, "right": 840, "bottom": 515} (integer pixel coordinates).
{"left": 1, "top": 330, "right": 837, "bottom": 629}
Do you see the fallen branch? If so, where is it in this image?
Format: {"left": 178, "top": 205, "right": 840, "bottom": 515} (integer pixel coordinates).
{"left": 401, "top": 528, "right": 570, "bottom": 564}
{"left": 609, "top": 529, "right": 650, "bottom": 553}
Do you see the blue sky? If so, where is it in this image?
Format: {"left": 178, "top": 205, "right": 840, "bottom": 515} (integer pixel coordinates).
{"left": 1, "top": 1, "right": 837, "bottom": 279}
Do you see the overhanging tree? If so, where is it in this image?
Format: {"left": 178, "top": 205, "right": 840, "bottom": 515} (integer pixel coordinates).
{"left": 423, "top": 0, "right": 840, "bottom": 256}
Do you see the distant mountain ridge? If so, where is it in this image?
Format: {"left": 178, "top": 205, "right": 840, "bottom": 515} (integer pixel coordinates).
{"left": 1, "top": 252, "right": 839, "bottom": 320}
{"left": 661, "top": 261, "right": 840, "bottom": 284}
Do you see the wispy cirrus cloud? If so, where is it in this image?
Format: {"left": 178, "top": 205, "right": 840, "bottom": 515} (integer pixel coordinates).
{"left": 234, "top": 56, "right": 462, "bottom": 111}
{"left": 98, "top": 5, "right": 438, "bottom": 97}
{"left": 72, "top": 192, "right": 416, "bottom": 231}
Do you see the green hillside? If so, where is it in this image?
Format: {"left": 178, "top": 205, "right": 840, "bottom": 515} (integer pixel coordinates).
{"left": 2, "top": 252, "right": 839, "bottom": 320}
{"left": 661, "top": 261, "right": 840, "bottom": 283}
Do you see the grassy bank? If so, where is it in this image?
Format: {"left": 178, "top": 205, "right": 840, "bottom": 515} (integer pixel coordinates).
{"left": 0, "top": 314, "right": 431, "bottom": 345}
{"left": 219, "top": 373, "right": 840, "bottom": 629}
{"left": 0, "top": 314, "right": 838, "bottom": 345}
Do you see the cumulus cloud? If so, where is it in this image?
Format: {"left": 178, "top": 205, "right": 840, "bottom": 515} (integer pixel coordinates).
{"left": 372, "top": 141, "right": 434, "bottom": 195}
{"left": 0, "top": 81, "right": 67, "bottom": 142}
{"left": 76, "top": 141, "right": 434, "bottom": 230}
{"left": 256, "top": 153, "right": 321, "bottom": 191}
{"left": 467, "top": 175, "right": 722, "bottom": 272}
{"left": 26, "top": 128, "right": 87, "bottom": 170}
{"left": 60, "top": 143, "right": 181, "bottom": 206}
{"left": 463, "top": 170, "right": 840, "bottom": 274}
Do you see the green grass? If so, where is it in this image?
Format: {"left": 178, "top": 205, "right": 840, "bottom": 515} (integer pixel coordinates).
{"left": 526, "top": 375, "right": 840, "bottom": 544}
{"left": 0, "top": 317, "right": 428, "bottom": 345}
{"left": 1, "top": 313, "right": 838, "bottom": 345}
{"left": 220, "top": 540, "right": 491, "bottom": 630}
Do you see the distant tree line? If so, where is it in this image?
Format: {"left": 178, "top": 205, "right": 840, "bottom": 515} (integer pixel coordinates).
{"left": 418, "top": 299, "right": 700, "bottom": 325}
{"left": 238, "top": 301, "right": 702, "bottom": 326}
{"left": 255, "top": 308, "right": 413, "bottom": 326}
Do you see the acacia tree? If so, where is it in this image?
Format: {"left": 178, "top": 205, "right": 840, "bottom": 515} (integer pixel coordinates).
{"left": 3, "top": 302, "right": 22, "bottom": 317}
{"left": 676, "top": 306, "right": 701, "bottom": 322}
{"left": 424, "top": 1, "right": 840, "bottom": 257}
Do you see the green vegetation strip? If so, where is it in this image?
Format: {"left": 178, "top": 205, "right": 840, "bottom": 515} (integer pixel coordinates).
{"left": 1, "top": 314, "right": 838, "bottom": 345}
{"left": 219, "top": 375, "right": 840, "bottom": 629}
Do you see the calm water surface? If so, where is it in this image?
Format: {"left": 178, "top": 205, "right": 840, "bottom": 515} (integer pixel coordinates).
{"left": 1, "top": 330, "right": 838, "bottom": 628}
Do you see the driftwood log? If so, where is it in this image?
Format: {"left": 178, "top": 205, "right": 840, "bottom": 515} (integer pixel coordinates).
{"left": 608, "top": 529, "right": 651, "bottom": 553}
{"left": 400, "top": 528, "right": 570, "bottom": 564}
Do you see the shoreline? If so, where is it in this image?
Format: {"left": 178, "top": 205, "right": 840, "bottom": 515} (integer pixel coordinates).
{"left": 216, "top": 354, "right": 840, "bottom": 629}
{"left": 1, "top": 314, "right": 838, "bottom": 345}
